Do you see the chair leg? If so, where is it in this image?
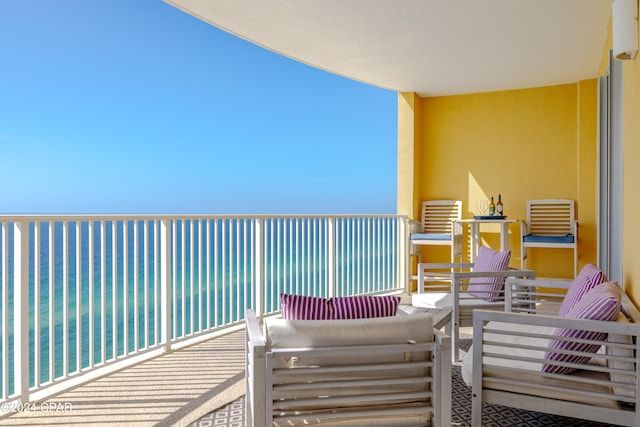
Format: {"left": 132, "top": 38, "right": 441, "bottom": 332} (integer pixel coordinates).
{"left": 471, "top": 388, "right": 483, "bottom": 426}
{"left": 452, "top": 321, "right": 460, "bottom": 362}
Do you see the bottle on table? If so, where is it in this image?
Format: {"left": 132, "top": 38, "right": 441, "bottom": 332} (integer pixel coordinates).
{"left": 489, "top": 197, "right": 496, "bottom": 216}
{"left": 496, "top": 194, "right": 504, "bottom": 216}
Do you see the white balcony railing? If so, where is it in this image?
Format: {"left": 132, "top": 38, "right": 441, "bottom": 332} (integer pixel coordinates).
{"left": 0, "top": 214, "right": 411, "bottom": 409}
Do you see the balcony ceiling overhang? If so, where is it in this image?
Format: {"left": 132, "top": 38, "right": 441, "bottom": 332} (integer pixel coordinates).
{"left": 164, "top": 0, "right": 612, "bottom": 97}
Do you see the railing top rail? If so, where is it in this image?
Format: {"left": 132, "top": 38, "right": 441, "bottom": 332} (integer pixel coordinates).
{"left": 0, "top": 213, "right": 409, "bottom": 222}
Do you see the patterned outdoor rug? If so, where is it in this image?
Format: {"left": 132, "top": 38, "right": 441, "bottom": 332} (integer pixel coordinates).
{"left": 188, "top": 337, "right": 618, "bottom": 427}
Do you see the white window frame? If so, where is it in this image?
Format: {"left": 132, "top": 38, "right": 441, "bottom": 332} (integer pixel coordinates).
{"left": 598, "top": 51, "right": 623, "bottom": 282}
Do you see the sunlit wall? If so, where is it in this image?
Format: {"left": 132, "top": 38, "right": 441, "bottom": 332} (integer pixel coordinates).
{"left": 399, "top": 82, "right": 598, "bottom": 279}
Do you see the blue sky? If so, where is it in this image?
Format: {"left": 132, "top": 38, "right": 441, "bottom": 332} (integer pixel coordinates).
{"left": 0, "top": 1, "right": 397, "bottom": 215}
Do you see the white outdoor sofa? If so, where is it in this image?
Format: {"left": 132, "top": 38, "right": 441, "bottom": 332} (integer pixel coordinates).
{"left": 413, "top": 262, "right": 535, "bottom": 361}
{"left": 463, "top": 277, "right": 640, "bottom": 426}
{"left": 245, "top": 308, "right": 451, "bottom": 427}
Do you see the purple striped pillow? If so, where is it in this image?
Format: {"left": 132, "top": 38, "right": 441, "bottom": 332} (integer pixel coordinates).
{"left": 331, "top": 295, "right": 401, "bottom": 319}
{"left": 466, "top": 246, "right": 511, "bottom": 302}
{"left": 280, "top": 294, "right": 332, "bottom": 320}
{"left": 542, "top": 281, "right": 621, "bottom": 375}
{"left": 557, "top": 264, "right": 606, "bottom": 316}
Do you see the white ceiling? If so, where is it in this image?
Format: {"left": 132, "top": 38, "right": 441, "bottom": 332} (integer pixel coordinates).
{"left": 164, "top": 0, "right": 612, "bottom": 97}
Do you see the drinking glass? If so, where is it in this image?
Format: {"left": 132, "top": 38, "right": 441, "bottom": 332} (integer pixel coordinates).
{"left": 476, "top": 199, "right": 488, "bottom": 216}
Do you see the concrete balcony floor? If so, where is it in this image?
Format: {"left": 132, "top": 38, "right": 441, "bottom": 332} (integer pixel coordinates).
{"left": 1, "top": 330, "right": 246, "bottom": 427}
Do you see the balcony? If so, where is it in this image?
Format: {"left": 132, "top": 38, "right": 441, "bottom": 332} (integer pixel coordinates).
{"left": 0, "top": 213, "right": 410, "bottom": 423}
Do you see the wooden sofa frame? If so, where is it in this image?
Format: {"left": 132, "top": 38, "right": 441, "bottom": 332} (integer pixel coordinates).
{"left": 414, "top": 262, "right": 535, "bottom": 361}
{"left": 470, "top": 278, "right": 640, "bottom": 426}
{"left": 245, "top": 309, "right": 452, "bottom": 427}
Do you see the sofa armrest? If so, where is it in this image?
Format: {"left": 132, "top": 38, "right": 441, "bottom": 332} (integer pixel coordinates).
{"left": 505, "top": 277, "right": 573, "bottom": 315}
{"left": 433, "top": 330, "right": 452, "bottom": 427}
{"left": 246, "top": 309, "right": 266, "bottom": 427}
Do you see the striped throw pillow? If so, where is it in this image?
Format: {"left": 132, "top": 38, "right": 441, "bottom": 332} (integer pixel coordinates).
{"left": 557, "top": 263, "right": 606, "bottom": 316}
{"left": 331, "top": 295, "right": 401, "bottom": 319}
{"left": 280, "top": 294, "right": 332, "bottom": 320}
{"left": 542, "top": 281, "right": 622, "bottom": 375}
{"left": 466, "top": 246, "right": 511, "bottom": 302}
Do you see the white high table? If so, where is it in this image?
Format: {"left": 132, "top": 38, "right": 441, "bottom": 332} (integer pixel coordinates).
{"left": 454, "top": 218, "right": 520, "bottom": 262}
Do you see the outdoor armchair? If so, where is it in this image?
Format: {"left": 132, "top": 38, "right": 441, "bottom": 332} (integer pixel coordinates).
{"left": 245, "top": 308, "right": 451, "bottom": 427}
{"left": 412, "top": 254, "right": 535, "bottom": 361}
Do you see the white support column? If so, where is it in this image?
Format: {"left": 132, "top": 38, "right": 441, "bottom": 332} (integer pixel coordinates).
{"left": 13, "top": 221, "right": 30, "bottom": 402}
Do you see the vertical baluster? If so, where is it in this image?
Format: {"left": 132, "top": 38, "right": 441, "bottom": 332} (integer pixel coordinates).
{"left": 133, "top": 220, "right": 139, "bottom": 350}
{"left": 189, "top": 219, "right": 196, "bottom": 334}
{"left": 235, "top": 220, "right": 240, "bottom": 322}
{"left": 380, "top": 217, "right": 384, "bottom": 290}
{"left": 391, "top": 218, "right": 398, "bottom": 289}
{"left": 100, "top": 221, "right": 106, "bottom": 363}
{"left": 214, "top": 219, "right": 219, "bottom": 327}
{"left": 380, "top": 217, "right": 385, "bottom": 291}
{"left": 33, "top": 222, "right": 41, "bottom": 388}
{"left": 377, "top": 218, "right": 383, "bottom": 290}
{"left": 305, "top": 219, "right": 311, "bottom": 296}
{"left": 312, "top": 218, "right": 317, "bottom": 296}
{"left": 1, "top": 222, "right": 8, "bottom": 398}
{"left": 364, "top": 218, "right": 369, "bottom": 294}
{"left": 269, "top": 220, "right": 274, "bottom": 309}
{"left": 336, "top": 218, "right": 342, "bottom": 296}
{"left": 228, "top": 219, "right": 235, "bottom": 323}
{"left": 353, "top": 217, "right": 359, "bottom": 295}
{"left": 88, "top": 220, "right": 95, "bottom": 367}
{"left": 363, "top": 218, "right": 368, "bottom": 293}
{"left": 253, "top": 218, "right": 263, "bottom": 317}
{"left": 385, "top": 217, "right": 390, "bottom": 290}
{"left": 123, "top": 220, "right": 129, "bottom": 355}
{"left": 154, "top": 220, "right": 159, "bottom": 344}
{"left": 62, "top": 221, "right": 69, "bottom": 378}
{"left": 47, "top": 223, "right": 54, "bottom": 380}
{"left": 311, "top": 218, "right": 321, "bottom": 296}
{"left": 221, "top": 219, "right": 227, "bottom": 325}
{"left": 143, "top": 220, "right": 149, "bottom": 349}
{"left": 188, "top": 220, "right": 194, "bottom": 335}
{"left": 327, "top": 217, "right": 335, "bottom": 299}
{"left": 295, "top": 218, "right": 302, "bottom": 293}
{"left": 288, "top": 219, "right": 293, "bottom": 298}
{"left": 198, "top": 219, "right": 203, "bottom": 332}
{"left": 112, "top": 221, "right": 118, "bottom": 359}
{"left": 367, "top": 217, "right": 372, "bottom": 294}
{"left": 276, "top": 219, "right": 282, "bottom": 306}
{"left": 351, "top": 217, "right": 356, "bottom": 295}
{"left": 172, "top": 220, "right": 177, "bottom": 339}
{"left": 160, "top": 219, "right": 171, "bottom": 351}
{"left": 342, "top": 218, "right": 348, "bottom": 296}
{"left": 181, "top": 220, "right": 187, "bottom": 336}
{"left": 242, "top": 219, "right": 248, "bottom": 320}
{"left": 13, "top": 221, "right": 29, "bottom": 402}
{"left": 206, "top": 220, "right": 211, "bottom": 329}
{"left": 360, "top": 218, "right": 365, "bottom": 295}
{"left": 75, "top": 222, "right": 82, "bottom": 372}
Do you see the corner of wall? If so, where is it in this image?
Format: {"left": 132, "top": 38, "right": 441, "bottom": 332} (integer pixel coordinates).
{"left": 397, "top": 92, "right": 417, "bottom": 218}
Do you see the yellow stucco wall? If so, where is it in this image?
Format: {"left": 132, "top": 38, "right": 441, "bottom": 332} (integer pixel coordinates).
{"left": 404, "top": 82, "right": 598, "bottom": 278}
{"left": 397, "top": 93, "right": 416, "bottom": 217}
{"left": 397, "top": 12, "right": 640, "bottom": 306}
